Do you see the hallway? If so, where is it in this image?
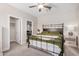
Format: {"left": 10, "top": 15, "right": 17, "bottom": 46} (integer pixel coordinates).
{"left": 3, "top": 42, "right": 51, "bottom": 56}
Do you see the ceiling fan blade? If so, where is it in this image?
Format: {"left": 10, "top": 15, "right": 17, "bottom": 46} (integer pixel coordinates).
{"left": 44, "top": 5, "right": 52, "bottom": 10}
{"left": 29, "top": 5, "right": 37, "bottom": 8}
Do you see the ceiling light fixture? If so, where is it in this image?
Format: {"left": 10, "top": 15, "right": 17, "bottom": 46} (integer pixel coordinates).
{"left": 28, "top": 3, "right": 52, "bottom": 12}
{"left": 38, "top": 4, "right": 44, "bottom": 9}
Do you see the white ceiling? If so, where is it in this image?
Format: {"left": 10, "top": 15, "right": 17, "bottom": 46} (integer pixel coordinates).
{"left": 8, "top": 3, "right": 58, "bottom": 17}
{"left": 9, "top": 3, "right": 79, "bottom": 17}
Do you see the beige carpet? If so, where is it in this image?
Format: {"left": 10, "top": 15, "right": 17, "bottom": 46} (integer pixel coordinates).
{"left": 3, "top": 42, "right": 51, "bottom": 56}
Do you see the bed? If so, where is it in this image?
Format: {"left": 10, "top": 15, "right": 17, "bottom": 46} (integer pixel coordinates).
{"left": 29, "top": 24, "right": 64, "bottom": 56}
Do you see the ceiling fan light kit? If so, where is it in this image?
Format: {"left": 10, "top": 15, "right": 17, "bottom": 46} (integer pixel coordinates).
{"left": 38, "top": 4, "right": 44, "bottom": 9}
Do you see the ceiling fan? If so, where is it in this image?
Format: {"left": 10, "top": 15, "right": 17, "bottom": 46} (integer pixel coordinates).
{"left": 28, "top": 3, "right": 52, "bottom": 12}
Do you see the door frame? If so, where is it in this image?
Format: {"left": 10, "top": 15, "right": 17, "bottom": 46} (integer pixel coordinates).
{"left": 8, "top": 15, "right": 22, "bottom": 49}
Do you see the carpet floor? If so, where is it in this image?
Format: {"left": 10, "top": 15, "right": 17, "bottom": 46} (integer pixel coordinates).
{"left": 3, "top": 42, "right": 51, "bottom": 56}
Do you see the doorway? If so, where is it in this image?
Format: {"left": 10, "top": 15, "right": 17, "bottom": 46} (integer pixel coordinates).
{"left": 10, "top": 17, "right": 16, "bottom": 43}
{"left": 27, "top": 21, "right": 32, "bottom": 47}
{"left": 10, "top": 16, "right": 21, "bottom": 49}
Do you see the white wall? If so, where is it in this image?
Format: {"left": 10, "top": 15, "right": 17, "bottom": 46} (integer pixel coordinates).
{"left": 21, "top": 18, "right": 27, "bottom": 44}
{"left": 16, "top": 19, "right": 22, "bottom": 44}
{"left": 37, "top": 4, "right": 79, "bottom": 33}
{"left": 0, "top": 4, "right": 37, "bottom": 51}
